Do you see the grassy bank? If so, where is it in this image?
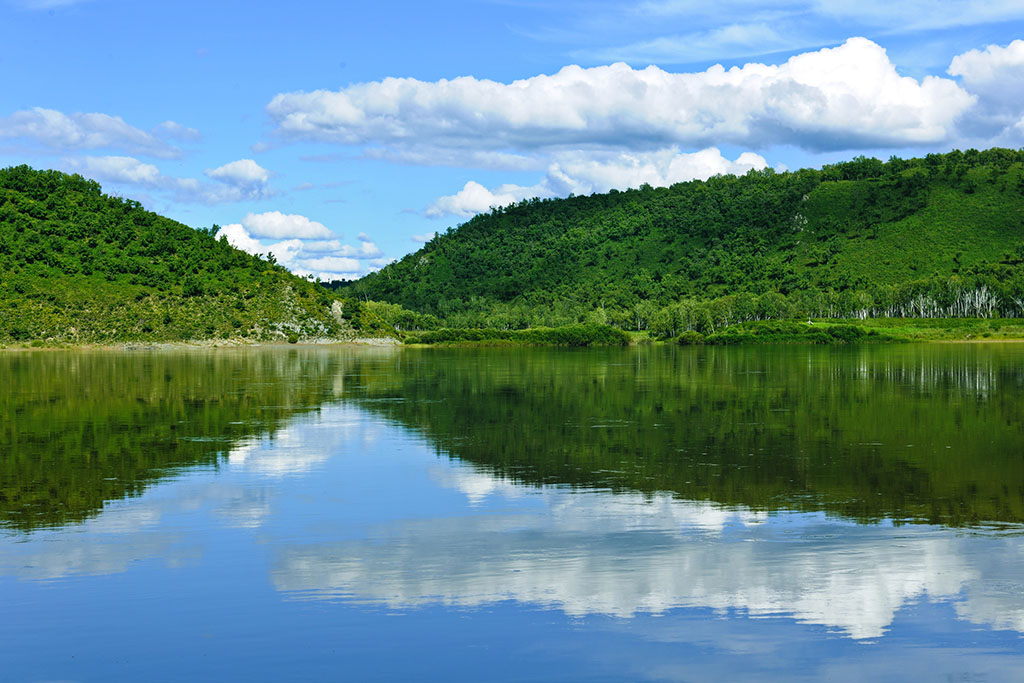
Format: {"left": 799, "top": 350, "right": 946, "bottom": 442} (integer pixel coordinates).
{"left": 403, "top": 324, "right": 631, "bottom": 347}
{"left": 675, "top": 318, "right": 1024, "bottom": 345}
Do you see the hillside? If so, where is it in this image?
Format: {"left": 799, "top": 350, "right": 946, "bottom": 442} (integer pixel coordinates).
{"left": 0, "top": 166, "right": 351, "bottom": 345}
{"left": 346, "top": 149, "right": 1024, "bottom": 332}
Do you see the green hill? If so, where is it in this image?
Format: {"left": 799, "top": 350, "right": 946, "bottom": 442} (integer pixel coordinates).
{"left": 346, "top": 148, "right": 1024, "bottom": 333}
{"left": 0, "top": 165, "right": 352, "bottom": 345}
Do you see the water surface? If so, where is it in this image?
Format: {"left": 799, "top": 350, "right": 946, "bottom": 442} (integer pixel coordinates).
{"left": 1, "top": 345, "right": 1023, "bottom": 681}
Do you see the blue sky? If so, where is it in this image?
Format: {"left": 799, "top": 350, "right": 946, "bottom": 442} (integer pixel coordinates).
{"left": 2, "top": 0, "right": 1024, "bottom": 280}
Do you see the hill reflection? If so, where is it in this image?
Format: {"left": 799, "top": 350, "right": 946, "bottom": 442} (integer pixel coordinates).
{"left": 3, "top": 344, "right": 1022, "bottom": 533}
{"left": 0, "top": 348, "right": 352, "bottom": 532}
{"left": 339, "top": 344, "right": 1024, "bottom": 526}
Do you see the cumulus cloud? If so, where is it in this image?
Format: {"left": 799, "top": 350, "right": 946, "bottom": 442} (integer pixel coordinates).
{"left": 68, "top": 155, "right": 164, "bottom": 186}
{"left": 411, "top": 232, "right": 437, "bottom": 243}
{"left": 241, "top": 211, "right": 332, "bottom": 239}
{"left": 206, "top": 159, "right": 271, "bottom": 185}
{"left": 202, "top": 159, "right": 274, "bottom": 201}
{"left": 269, "top": 38, "right": 972, "bottom": 158}
{"left": 0, "top": 107, "right": 190, "bottom": 158}
{"left": 426, "top": 181, "right": 531, "bottom": 218}
{"left": 302, "top": 256, "right": 363, "bottom": 272}
{"left": 216, "top": 220, "right": 385, "bottom": 281}
{"left": 948, "top": 39, "right": 1024, "bottom": 141}
{"left": 215, "top": 223, "right": 265, "bottom": 254}
{"left": 426, "top": 147, "right": 767, "bottom": 218}
{"left": 547, "top": 147, "right": 767, "bottom": 195}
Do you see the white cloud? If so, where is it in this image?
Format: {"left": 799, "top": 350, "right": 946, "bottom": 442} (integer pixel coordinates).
{"left": 948, "top": 39, "right": 1024, "bottom": 141}
{"left": 215, "top": 222, "right": 385, "bottom": 281}
{"left": 216, "top": 223, "right": 265, "bottom": 254}
{"left": 0, "top": 107, "right": 187, "bottom": 158}
{"left": 205, "top": 159, "right": 272, "bottom": 185}
{"left": 411, "top": 232, "right": 437, "bottom": 243}
{"left": 268, "top": 38, "right": 973, "bottom": 158}
{"left": 68, "top": 155, "right": 164, "bottom": 186}
{"left": 426, "top": 147, "right": 767, "bottom": 218}
{"left": 64, "top": 155, "right": 275, "bottom": 205}
{"left": 242, "top": 211, "right": 332, "bottom": 239}
{"left": 426, "top": 181, "right": 533, "bottom": 218}
{"left": 302, "top": 256, "right": 363, "bottom": 272}
{"left": 546, "top": 147, "right": 767, "bottom": 195}
{"left": 202, "top": 159, "right": 274, "bottom": 201}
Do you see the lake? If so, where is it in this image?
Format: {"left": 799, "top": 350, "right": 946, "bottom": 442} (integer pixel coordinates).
{"left": 1, "top": 344, "right": 1023, "bottom": 681}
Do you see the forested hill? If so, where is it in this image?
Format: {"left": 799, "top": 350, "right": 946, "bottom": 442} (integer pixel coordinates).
{"left": 0, "top": 166, "right": 348, "bottom": 344}
{"left": 347, "top": 148, "right": 1024, "bottom": 329}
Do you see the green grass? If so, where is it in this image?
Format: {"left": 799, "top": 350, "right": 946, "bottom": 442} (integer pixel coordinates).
{"left": 853, "top": 317, "right": 1024, "bottom": 341}
{"left": 404, "top": 324, "right": 631, "bottom": 346}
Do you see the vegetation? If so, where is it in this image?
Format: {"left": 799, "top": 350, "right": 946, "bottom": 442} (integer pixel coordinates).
{"left": 695, "top": 320, "right": 896, "bottom": 345}
{"left": 0, "top": 166, "right": 352, "bottom": 345}
{"left": 405, "top": 323, "right": 630, "bottom": 346}
{"left": 346, "top": 148, "right": 1024, "bottom": 337}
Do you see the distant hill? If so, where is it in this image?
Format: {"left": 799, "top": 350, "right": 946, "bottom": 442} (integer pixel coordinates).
{"left": 347, "top": 149, "right": 1024, "bottom": 331}
{"left": 0, "top": 166, "right": 351, "bottom": 345}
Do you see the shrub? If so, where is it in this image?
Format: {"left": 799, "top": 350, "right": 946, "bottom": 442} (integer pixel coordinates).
{"left": 675, "top": 331, "right": 705, "bottom": 345}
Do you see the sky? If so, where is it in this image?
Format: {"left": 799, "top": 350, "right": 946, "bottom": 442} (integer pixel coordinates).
{"left": 2, "top": 0, "right": 1024, "bottom": 281}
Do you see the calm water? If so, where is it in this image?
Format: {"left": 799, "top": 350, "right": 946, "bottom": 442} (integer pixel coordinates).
{"left": 1, "top": 344, "right": 1023, "bottom": 681}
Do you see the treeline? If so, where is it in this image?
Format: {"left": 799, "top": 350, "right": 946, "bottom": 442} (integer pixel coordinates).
{"left": 345, "top": 148, "right": 1024, "bottom": 328}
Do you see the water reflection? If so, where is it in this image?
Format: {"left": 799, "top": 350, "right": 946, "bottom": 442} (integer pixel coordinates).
{"left": 0, "top": 348, "right": 377, "bottom": 531}
{"left": 271, "top": 462, "right": 1024, "bottom": 640}
{"left": 340, "top": 345, "right": 1024, "bottom": 526}
{"left": 1, "top": 344, "right": 1023, "bottom": 669}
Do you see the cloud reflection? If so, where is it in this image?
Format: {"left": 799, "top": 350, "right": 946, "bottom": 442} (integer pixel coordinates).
{"left": 273, "top": 467, "right": 1021, "bottom": 640}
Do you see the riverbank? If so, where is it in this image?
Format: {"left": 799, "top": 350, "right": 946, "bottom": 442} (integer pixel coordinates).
{"left": 7, "top": 318, "right": 1024, "bottom": 350}
{"left": 682, "top": 318, "right": 1024, "bottom": 345}
{"left": 0, "top": 336, "right": 400, "bottom": 351}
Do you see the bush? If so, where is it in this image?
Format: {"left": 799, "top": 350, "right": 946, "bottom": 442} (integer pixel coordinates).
{"left": 675, "top": 331, "right": 705, "bottom": 345}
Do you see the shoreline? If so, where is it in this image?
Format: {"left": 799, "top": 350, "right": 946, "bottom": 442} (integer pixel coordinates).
{"left": 0, "top": 337, "right": 401, "bottom": 352}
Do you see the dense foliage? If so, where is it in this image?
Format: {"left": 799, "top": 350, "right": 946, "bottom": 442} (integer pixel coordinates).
{"left": 0, "top": 166, "right": 349, "bottom": 344}
{"left": 347, "top": 148, "right": 1024, "bottom": 333}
